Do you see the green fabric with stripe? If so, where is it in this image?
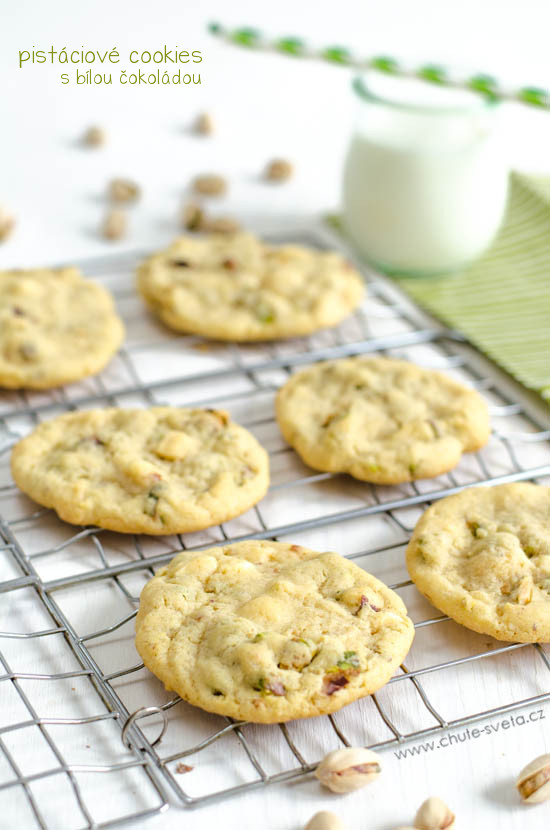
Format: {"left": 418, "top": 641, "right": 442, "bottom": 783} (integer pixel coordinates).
{"left": 379, "top": 172, "right": 550, "bottom": 403}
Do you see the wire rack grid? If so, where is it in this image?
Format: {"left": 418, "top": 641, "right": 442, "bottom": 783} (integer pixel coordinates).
{"left": 0, "top": 227, "right": 549, "bottom": 829}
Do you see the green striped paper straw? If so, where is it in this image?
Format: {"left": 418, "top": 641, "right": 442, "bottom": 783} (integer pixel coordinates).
{"left": 208, "top": 22, "right": 549, "bottom": 110}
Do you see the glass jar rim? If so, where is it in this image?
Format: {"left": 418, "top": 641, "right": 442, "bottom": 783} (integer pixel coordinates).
{"left": 352, "top": 74, "right": 501, "bottom": 115}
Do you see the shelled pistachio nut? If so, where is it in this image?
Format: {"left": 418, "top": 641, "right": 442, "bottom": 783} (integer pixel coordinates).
{"left": 305, "top": 810, "right": 346, "bottom": 830}
{"left": 109, "top": 178, "right": 141, "bottom": 203}
{"left": 414, "top": 796, "right": 455, "bottom": 829}
{"left": 265, "top": 157, "right": 293, "bottom": 181}
{"left": 517, "top": 753, "right": 550, "bottom": 803}
{"left": 82, "top": 125, "right": 105, "bottom": 147}
{"left": 314, "top": 747, "right": 381, "bottom": 794}
{"left": 102, "top": 209, "right": 127, "bottom": 240}
{"left": 193, "top": 173, "right": 227, "bottom": 196}
{"left": 0, "top": 206, "right": 15, "bottom": 242}
{"left": 194, "top": 112, "right": 214, "bottom": 135}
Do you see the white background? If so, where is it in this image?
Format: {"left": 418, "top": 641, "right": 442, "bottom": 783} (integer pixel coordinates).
{"left": 1, "top": 0, "right": 550, "bottom": 268}
{"left": 1, "top": 2, "right": 550, "bottom": 829}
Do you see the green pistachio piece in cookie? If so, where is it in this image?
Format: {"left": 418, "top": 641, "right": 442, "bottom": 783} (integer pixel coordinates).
{"left": 18, "top": 342, "right": 39, "bottom": 362}
{"left": 467, "top": 520, "right": 483, "bottom": 537}
{"left": 255, "top": 303, "right": 275, "bottom": 323}
{"left": 143, "top": 479, "right": 164, "bottom": 517}
{"left": 336, "top": 651, "right": 360, "bottom": 671}
{"left": 143, "top": 491, "right": 160, "bottom": 517}
{"left": 253, "top": 677, "right": 286, "bottom": 696}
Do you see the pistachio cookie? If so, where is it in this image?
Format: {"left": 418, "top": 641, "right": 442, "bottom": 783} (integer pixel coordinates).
{"left": 276, "top": 356, "right": 490, "bottom": 484}
{"left": 135, "top": 540, "right": 414, "bottom": 722}
{"left": 11, "top": 407, "right": 269, "bottom": 534}
{"left": 136, "top": 232, "right": 364, "bottom": 341}
{"left": 0, "top": 267, "right": 124, "bottom": 389}
{"left": 406, "top": 483, "right": 550, "bottom": 642}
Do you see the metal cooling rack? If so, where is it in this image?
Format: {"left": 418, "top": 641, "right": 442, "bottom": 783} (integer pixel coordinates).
{"left": 1, "top": 226, "right": 549, "bottom": 829}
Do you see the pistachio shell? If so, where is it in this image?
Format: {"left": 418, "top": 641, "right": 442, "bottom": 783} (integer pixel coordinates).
{"left": 305, "top": 811, "right": 346, "bottom": 830}
{"left": 414, "top": 796, "right": 455, "bottom": 829}
{"left": 314, "top": 747, "right": 381, "bottom": 793}
{"left": 517, "top": 753, "right": 550, "bottom": 803}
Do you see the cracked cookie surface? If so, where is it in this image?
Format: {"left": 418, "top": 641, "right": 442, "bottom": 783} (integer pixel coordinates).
{"left": 137, "top": 232, "right": 364, "bottom": 341}
{"left": 0, "top": 267, "right": 124, "bottom": 389}
{"left": 11, "top": 407, "right": 269, "bottom": 535}
{"left": 135, "top": 540, "right": 414, "bottom": 723}
{"left": 276, "top": 356, "right": 490, "bottom": 484}
{"left": 406, "top": 483, "right": 550, "bottom": 642}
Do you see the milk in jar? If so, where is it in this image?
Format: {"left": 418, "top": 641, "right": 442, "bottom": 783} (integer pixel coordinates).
{"left": 342, "top": 75, "right": 509, "bottom": 275}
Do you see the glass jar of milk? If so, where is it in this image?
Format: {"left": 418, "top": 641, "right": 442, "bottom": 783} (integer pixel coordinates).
{"left": 342, "top": 73, "right": 509, "bottom": 275}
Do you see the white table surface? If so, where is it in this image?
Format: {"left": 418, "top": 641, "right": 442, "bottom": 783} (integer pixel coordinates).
{"left": 2, "top": 2, "right": 550, "bottom": 828}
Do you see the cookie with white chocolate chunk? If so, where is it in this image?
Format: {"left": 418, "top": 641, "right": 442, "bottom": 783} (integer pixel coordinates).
{"left": 276, "top": 356, "right": 490, "bottom": 484}
{"left": 11, "top": 407, "right": 269, "bottom": 534}
{"left": 406, "top": 483, "right": 550, "bottom": 642}
{"left": 135, "top": 540, "right": 414, "bottom": 723}
{"left": 136, "top": 232, "right": 364, "bottom": 341}
{"left": 0, "top": 267, "right": 124, "bottom": 389}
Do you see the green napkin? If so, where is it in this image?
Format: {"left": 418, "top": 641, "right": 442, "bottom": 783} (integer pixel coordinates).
{"left": 334, "top": 172, "right": 550, "bottom": 403}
